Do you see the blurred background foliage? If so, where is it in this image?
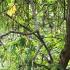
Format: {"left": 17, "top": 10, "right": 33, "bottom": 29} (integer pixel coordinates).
{"left": 0, "top": 0, "right": 68, "bottom": 70}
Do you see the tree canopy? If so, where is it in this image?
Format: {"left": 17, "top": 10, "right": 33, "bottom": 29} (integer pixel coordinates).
{"left": 0, "top": 0, "right": 69, "bottom": 70}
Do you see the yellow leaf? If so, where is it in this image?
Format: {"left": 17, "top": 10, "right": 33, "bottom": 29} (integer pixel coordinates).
{"left": 7, "top": 5, "right": 16, "bottom": 16}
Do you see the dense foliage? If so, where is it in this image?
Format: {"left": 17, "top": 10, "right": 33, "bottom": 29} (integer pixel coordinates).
{"left": 0, "top": 0, "right": 68, "bottom": 70}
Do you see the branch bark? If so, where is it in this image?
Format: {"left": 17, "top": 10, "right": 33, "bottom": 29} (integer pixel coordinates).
{"left": 58, "top": 0, "right": 70, "bottom": 69}
{"left": 0, "top": 31, "right": 37, "bottom": 39}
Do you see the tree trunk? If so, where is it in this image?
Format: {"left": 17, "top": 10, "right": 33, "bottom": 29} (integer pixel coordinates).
{"left": 58, "top": 0, "right": 70, "bottom": 69}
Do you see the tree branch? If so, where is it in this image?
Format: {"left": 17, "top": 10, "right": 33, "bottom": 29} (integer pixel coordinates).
{"left": 0, "top": 31, "right": 37, "bottom": 39}
{"left": 36, "top": 31, "right": 53, "bottom": 63}
{"left": 5, "top": 13, "right": 53, "bottom": 63}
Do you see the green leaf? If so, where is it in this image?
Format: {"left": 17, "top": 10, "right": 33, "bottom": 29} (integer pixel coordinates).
{"left": 18, "top": 37, "right": 26, "bottom": 47}
{"left": 7, "top": 0, "right": 14, "bottom": 6}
